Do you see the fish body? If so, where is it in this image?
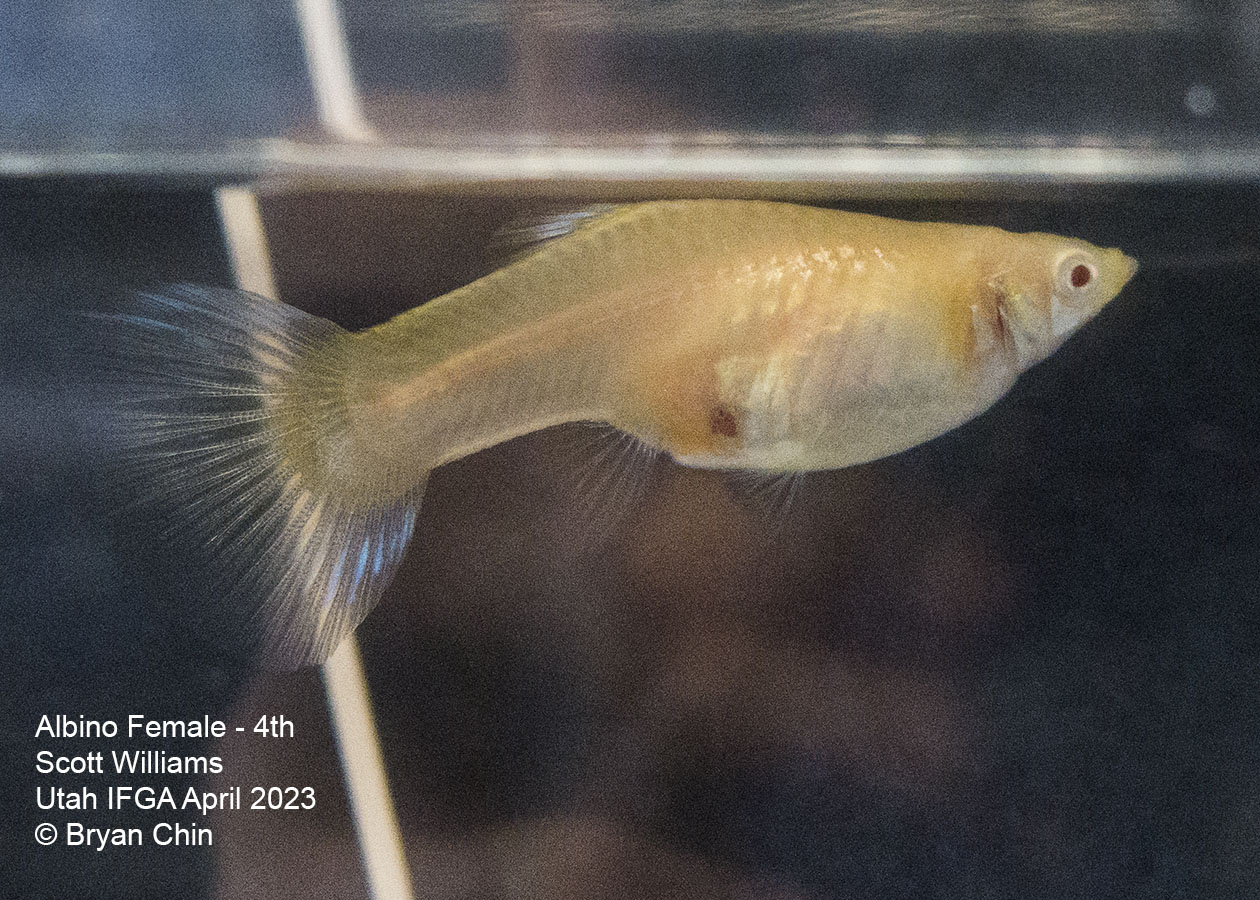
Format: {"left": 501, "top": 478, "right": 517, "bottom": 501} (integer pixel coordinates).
{"left": 100, "top": 200, "right": 1137, "bottom": 665}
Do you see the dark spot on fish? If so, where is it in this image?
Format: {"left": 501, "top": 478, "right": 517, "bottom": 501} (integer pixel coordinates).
{"left": 709, "top": 405, "right": 738, "bottom": 438}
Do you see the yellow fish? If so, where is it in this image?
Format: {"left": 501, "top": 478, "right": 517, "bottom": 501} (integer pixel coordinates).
{"left": 100, "top": 200, "right": 1137, "bottom": 666}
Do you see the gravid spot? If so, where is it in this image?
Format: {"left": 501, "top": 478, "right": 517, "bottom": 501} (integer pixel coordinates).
{"left": 709, "top": 405, "right": 738, "bottom": 438}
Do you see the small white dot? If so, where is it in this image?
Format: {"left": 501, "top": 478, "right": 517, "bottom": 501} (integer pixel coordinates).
{"left": 1185, "top": 84, "right": 1217, "bottom": 117}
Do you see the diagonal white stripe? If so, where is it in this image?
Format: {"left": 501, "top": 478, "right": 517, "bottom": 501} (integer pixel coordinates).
{"left": 322, "top": 640, "right": 415, "bottom": 900}
{"left": 215, "top": 187, "right": 280, "bottom": 298}
{"left": 294, "top": 0, "right": 378, "bottom": 143}
{"left": 214, "top": 182, "right": 414, "bottom": 900}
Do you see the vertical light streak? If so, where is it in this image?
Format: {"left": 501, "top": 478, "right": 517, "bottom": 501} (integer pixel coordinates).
{"left": 214, "top": 183, "right": 414, "bottom": 900}
{"left": 293, "top": 0, "right": 378, "bottom": 143}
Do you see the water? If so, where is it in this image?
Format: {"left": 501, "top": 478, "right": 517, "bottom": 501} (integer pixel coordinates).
{"left": 4, "top": 2, "right": 1260, "bottom": 897}
{"left": 2, "top": 179, "right": 1257, "bottom": 898}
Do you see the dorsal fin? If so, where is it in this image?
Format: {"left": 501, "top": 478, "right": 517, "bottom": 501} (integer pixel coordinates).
{"left": 491, "top": 205, "right": 624, "bottom": 263}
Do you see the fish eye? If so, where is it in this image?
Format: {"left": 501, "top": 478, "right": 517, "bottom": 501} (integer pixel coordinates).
{"left": 1055, "top": 253, "right": 1098, "bottom": 297}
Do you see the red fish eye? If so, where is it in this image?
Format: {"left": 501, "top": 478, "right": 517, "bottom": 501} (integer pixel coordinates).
{"left": 1070, "top": 264, "right": 1092, "bottom": 288}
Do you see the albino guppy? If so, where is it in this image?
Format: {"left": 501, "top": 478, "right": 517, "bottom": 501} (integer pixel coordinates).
{"left": 101, "top": 200, "right": 1137, "bottom": 666}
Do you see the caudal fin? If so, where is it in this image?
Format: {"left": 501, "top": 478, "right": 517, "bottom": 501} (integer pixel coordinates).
{"left": 91, "top": 285, "right": 422, "bottom": 667}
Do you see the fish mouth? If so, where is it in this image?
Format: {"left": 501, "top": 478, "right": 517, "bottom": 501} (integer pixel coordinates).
{"left": 1104, "top": 249, "right": 1140, "bottom": 297}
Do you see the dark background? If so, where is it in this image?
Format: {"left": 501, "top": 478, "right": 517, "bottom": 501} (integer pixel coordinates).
{"left": 3, "top": 0, "right": 1260, "bottom": 896}
{"left": 2, "top": 181, "right": 1258, "bottom": 898}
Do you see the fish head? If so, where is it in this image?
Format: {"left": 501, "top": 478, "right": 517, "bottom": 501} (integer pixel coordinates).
{"left": 989, "top": 233, "right": 1138, "bottom": 369}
